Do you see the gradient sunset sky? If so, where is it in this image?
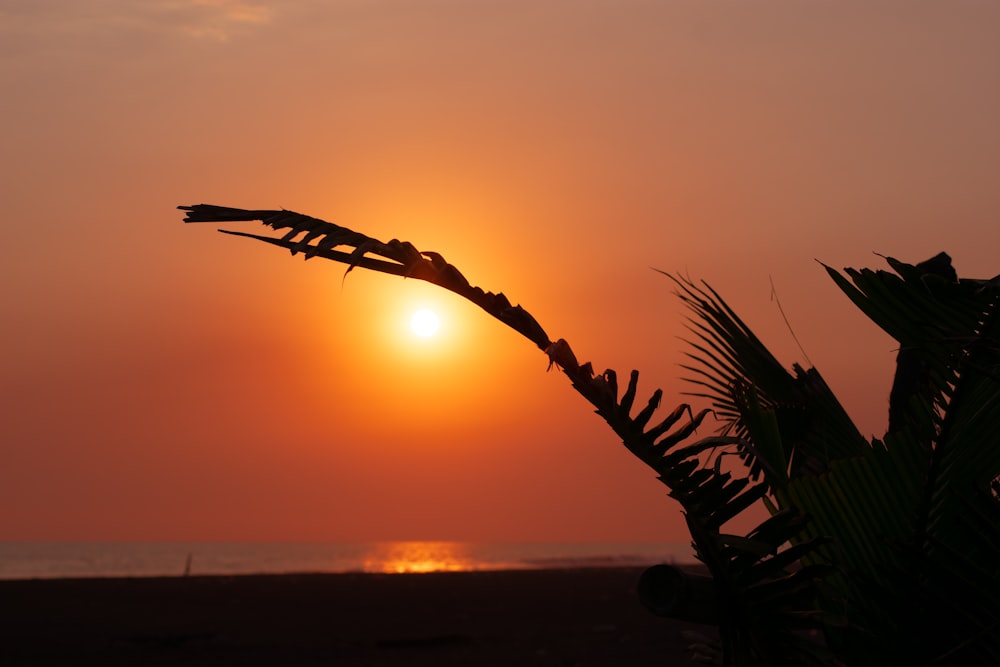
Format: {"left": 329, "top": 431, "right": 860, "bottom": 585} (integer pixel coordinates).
{"left": 2, "top": 1, "right": 998, "bottom": 543}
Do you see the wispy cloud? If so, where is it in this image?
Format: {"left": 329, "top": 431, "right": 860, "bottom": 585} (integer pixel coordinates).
{"left": 0, "top": 1, "right": 273, "bottom": 53}
{"left": 175, "top": 0, "right": 272, "bottom": 41}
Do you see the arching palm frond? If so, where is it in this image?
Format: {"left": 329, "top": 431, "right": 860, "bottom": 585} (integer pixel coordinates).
{"left": 183, "top": 204, "right": 833, "bottom": 665}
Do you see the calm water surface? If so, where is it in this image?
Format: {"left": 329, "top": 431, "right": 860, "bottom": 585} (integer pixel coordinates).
{"left": 0, "top": 541, "right": 694, "bottom": 580}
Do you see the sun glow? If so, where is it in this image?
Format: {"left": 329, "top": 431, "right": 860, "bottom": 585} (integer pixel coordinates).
{"left": 410, "top": 308, "right": 440, "bottom": 337}
{"left": 362, "top": 541, "right": 475, "bottom": 573}
{"left": 316, "top": 278, "right": 547, "bottom": 438}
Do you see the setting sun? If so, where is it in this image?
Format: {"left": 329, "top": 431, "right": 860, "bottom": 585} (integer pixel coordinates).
{"left": 410, "top": 308, "right": 440, "bottom": 337}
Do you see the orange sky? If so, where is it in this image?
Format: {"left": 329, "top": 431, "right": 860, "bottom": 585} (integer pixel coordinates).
{"left": 2, "top": 1, "right": 999, "bottom": 543}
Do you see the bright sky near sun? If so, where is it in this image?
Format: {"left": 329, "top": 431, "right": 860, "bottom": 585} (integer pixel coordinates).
{"left": 1, "top": 1, "right": 998, "bottom": 543}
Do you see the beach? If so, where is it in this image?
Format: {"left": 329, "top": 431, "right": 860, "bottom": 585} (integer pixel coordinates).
{"left": 1, "top": 566, "right": 713, "bottom": 665}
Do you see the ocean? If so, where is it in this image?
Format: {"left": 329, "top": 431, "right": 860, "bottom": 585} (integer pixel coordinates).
{"left": 0, "top": 541, "right": 694, "bottom": 580}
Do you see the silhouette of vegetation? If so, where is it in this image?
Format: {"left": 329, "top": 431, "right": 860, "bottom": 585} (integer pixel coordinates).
{"left": 182, "top": 205, "right": 1000, "bottom": 666}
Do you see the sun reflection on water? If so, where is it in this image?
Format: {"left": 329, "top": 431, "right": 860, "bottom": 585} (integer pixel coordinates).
{"left": 362, "top": 541, "right": 475, "bottom": 574}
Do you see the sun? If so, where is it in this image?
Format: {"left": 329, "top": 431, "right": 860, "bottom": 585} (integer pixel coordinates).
{"left": 410, "top": 308, "right": 440, "bottom": 337}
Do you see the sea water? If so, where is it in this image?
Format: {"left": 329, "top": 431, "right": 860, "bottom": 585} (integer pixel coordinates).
{"left": 0, "top": 541, "right": 694, "bottom": 580}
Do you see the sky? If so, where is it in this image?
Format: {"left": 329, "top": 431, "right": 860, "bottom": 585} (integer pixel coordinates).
{"left": 2, "top": 0, "right": 998, "bottom": 544}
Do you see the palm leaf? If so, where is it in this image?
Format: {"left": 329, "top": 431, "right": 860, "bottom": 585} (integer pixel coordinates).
{"left": 667, "top": 273, "right": 868, "bottom": 492}
{"left": 184, "top": 204, "right": 835, "bottom": 665}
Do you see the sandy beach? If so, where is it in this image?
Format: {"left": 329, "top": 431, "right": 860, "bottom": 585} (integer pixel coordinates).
{"left": 1, "top": 566, "right": 714, "bottom": 665}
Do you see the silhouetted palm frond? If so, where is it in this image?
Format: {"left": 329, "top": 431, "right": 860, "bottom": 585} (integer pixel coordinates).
{"left": 183, "top": 204, "right": 833, "bottom": 665}
{"left": 665, "top": 273, "right": 870, "bottom": 491}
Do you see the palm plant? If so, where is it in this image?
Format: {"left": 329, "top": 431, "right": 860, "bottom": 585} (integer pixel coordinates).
{"left": 673, "top": 256, "right": 1000, "bottom": 665}
{"left": 182, "top": 204, "right": 1000, "bottom": 666}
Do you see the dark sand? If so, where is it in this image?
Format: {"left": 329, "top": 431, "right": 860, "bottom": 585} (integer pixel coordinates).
{"left": 0, "top": 566, "right": 715, "bottom": 666}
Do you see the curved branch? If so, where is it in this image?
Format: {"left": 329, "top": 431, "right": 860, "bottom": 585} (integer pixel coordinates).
{"left": 181, "top": 204, "right": 706, "bottom": 467}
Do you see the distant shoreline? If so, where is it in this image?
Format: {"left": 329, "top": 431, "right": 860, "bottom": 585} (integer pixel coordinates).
{"left": 0, "top": 540, "right": 695, "bottom": 580}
